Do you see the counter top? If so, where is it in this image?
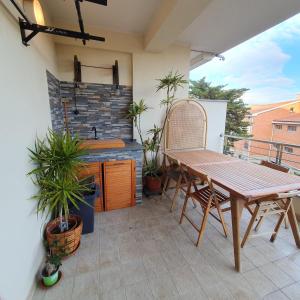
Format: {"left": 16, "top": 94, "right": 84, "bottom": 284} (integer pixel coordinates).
{"left": 81, "top": 140, "right": 143, "bottom": 158}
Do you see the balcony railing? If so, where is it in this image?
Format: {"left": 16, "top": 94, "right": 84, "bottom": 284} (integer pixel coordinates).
{"left": 223, "top": 134, "right": 300, "bottom": 175}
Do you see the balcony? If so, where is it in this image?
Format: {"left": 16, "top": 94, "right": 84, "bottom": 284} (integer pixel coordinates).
{"left": 224, "top": 135, "right": 300, "bottom": 175}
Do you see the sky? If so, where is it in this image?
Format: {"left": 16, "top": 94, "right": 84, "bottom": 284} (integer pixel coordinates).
{"left": 190, "top": 13, "right": 300, "bottom": 105}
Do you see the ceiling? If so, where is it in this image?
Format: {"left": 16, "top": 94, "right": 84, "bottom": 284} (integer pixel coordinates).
{"left": 39, "top": 0, "right": 300, "bottom": 68}
{"left": 179, "top": 0, "right": 300, "bottom": 54}
{"left": 40, "top": 0, "right": 161, "bottom": 34}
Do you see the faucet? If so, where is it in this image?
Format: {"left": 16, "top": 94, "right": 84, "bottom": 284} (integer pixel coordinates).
{"left": 91, "top": 127, "right": 98, "bottom": 140}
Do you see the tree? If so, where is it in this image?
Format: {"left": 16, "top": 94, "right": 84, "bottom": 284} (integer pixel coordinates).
{"left": 189, "top": 77, "right": 250, "bottom": 136}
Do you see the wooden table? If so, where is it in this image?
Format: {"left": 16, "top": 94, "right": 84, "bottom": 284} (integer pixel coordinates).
{"left": 165, "top": 149, "right": 300, "bottom": 271}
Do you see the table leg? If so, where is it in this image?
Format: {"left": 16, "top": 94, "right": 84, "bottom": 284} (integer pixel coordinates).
{"left": 287, "top": 202, "right": 300, "bottom": 248}
{"left": 231, "top": 197, "right": 246, "bottom": 272}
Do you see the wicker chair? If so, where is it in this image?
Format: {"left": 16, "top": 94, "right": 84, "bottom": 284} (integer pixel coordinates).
{"left": 161, "top": 100, "right": 207, "bottom": 211}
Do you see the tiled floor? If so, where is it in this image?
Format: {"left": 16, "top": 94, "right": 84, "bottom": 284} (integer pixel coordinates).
{"left": 33, "top": 192, "right": 300, "bottom": 300}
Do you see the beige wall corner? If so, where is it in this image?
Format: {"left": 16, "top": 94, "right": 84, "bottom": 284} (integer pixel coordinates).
{"left": 0, "top": 3, "right": 57, "bottom": 300}
{"left": 132, "top": 44, "right": 190, "bottom": 140}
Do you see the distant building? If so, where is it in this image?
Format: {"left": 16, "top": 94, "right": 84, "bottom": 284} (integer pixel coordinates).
{"left": 234, "top": 97, "right": 300, "bottom": 169}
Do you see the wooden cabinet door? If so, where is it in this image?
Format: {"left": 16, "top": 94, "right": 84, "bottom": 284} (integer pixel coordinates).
{"left": 79, "top": 162, "right": 103, "bottom": 212}
{"left": 104, "top": 160, "right": 136, "bottom": 211}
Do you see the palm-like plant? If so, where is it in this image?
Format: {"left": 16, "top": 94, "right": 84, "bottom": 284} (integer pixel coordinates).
{"left": 28, "top": 130, "right": 88, "bottom": 232}
{"left": 128, "top": 71, "right": 187, "bottom": 178}
{"left": 127, "top": 99, "right": 149, "bottom": 146}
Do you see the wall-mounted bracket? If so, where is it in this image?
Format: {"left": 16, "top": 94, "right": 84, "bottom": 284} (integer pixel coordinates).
{"left": 10, "top": 0, "right": 106, "bottom": 46}
{"left": 74, "top": 55, "right": 119, "bottom": 89}
{"left": 18, "top": 19, "right": 105, "bottom": 46}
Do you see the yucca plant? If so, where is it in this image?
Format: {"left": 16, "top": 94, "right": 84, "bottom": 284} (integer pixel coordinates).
{"left": 128, "top": 71, "right": 187, "bottom": 178}
{"left": 28, "top": 130, "right": 89, "bottom": 232}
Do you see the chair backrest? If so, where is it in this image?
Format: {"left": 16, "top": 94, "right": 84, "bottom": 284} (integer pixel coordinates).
{"left": 180, "top": 163, "right": 213, "bottom": 189}
{"left": 277, "top": 190, "right": 300, "bottom": 199}
{"left": 260, "top": 160, "right": 289, "bottom": 173}
{"left": 165, "top": 99, "right": 207, "bottom": 151}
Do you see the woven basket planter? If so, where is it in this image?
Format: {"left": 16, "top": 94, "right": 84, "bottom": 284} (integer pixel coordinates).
{"left": 45, "top": 215, "right": 82, "bottom": 257}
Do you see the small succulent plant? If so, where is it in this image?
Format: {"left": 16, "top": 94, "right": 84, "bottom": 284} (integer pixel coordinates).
{"left": 44, "top": 254, "right": 62, "bottom": 276}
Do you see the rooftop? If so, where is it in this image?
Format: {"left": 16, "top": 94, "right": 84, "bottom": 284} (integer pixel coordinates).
{"left": 251, "top": 99, "right": 300, "bottom": 115}
{"left": 273, "top": 113, "right": 300, "bottom": 124}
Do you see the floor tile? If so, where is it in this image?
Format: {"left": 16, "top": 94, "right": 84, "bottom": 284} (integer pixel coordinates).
{"left": 149, "top": 272, "right": 179, "bottom": 299}
{"left": 259, "top": 262, "right": 294, "bottom": 289}
{"left": 76, "top": 249, "right": 99, "bottom": 274}
{"left": 264, "top": 290, "right": 289, "bottom": 300}
{"left": 125, "top": 280, "right": 154, "bottom": 300}
{"left": 242, "top": 246, "right": 270, "bottom": 267}
{"left": 179, "top": 288, "right": 207, "bottom": 300}
{"left": 142, "top": 253, "right": 169, "bottom": 278}
{"left": 161, "top": 248, "right": 188, "bottom": 271}
{"left": 282, "top": 282, "right": 300, "bottom": 300}
{"left": 243, "top": 268, "right": 277, "bottom": 298}
{"left": 120, "top": 259, "right": 147, "bottom": 286}
{"left": 169, "top": 264, "right": 200, "bottom": 295}
{"left": 72, "top": 270, "right": 99, "bottom": 298}
{"left": 100, "top": 287, "right": 126, "bottom": 300}
{"left": 99, "top": 264, "right": 122, "bottom": 293}
{"left": 275, "top": 257, "right": 300, "bottom": 281}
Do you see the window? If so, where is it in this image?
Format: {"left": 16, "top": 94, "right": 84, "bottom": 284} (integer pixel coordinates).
{"left": 284, "top": 146, "right": 293, "bottom": 153}
{"left": 288, "top": 125, "right": 297, "bottom": 132}
{"left": 275, "top": 124, "right": 282, "bottom": 130}
{"left": 290, "top": 107, "right": 294, "bottom": 113}
{"left": 244, "top": 141, "right": 249, "bottom": 150}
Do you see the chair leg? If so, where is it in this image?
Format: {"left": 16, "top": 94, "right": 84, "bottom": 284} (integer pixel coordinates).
{"left": 241, "top": 204, "right": 260, "bottom": 248}
{"left": 281, "top": 200, "right": 289, "bottom": 229}
{"left": 254, "top": 207, "right": 269, "bottom": 231}
{"left": 254, "top": 216, "right": 264, "bottom": 232}
{"left": 170, "top": 174, "right": 182, "bottom": 212}
{"left": 160, "top": 176, "right": 170, "bottom": 201}
{"left": 284, "top": 217, "right": 289, "bottom": 229}
{"left": 270, "top": 199, "right": 292, "bottom": 242}
{"left": 215, "top": 199, "right": 228, "bottom": 238}
{"left": 196, "top": 196, "right": 213, "bottom": 247}
{"left": 180, "top": 189, "right": 190, "bottom": 224}
{"left": 191, "top": 182, "right": 198, "bottom": 208}
{"left": 246, "top": 204, "right": 254, "bottom": 215}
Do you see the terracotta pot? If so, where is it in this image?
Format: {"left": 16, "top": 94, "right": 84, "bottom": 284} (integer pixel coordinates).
{"left": 45, "top": 215, "right": 82, "bottom": 257}
{"left": 145, "top": 176, "right": 161, "bottom": 193}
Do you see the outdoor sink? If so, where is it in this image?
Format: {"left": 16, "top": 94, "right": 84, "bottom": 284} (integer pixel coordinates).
{"left": 80, "top": 139, "right": 125, "bottom": 150}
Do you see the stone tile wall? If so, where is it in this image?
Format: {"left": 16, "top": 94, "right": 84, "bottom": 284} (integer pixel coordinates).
{"left": 46, "top": 71, "right": 133, "bottom": 140}
{"left": 46, "top": 71, "right": 64, "bottom": 132}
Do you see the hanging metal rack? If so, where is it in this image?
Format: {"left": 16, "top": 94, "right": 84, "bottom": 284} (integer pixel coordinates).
{"left": 9, "top": 0, "right": 107, "bottom": 46}
{"left": 74, "top": 55, "right": 119, "bottom": 89}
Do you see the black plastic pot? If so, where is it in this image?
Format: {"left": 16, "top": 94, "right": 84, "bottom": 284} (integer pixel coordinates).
{"left": 69, "top": 182, "right": 100, "bottom": 234}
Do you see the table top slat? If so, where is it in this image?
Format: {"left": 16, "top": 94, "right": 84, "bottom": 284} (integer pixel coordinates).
{"left": 164, "top": 150, "right": 300, "bottom": 199}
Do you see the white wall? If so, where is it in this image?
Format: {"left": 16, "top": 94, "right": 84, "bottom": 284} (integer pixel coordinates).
{"left": 0, "top": 4, "right": 57, "bottom": 300}
{"left": 56, "top": 43, "right": 133, "bottom": 86}
{"left": 198, "top": 99, "right": 228, "bottom": 152}
{"left": 132, "top": 45, "right": 190, "bottom": 139}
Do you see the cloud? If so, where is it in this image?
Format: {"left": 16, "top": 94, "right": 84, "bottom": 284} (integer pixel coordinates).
{"left": 190, "top": 13, "right": 300, "bottom": 105}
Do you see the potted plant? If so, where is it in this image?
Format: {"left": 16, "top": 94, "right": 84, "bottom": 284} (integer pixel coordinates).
{"left": 28, "top": 130, "right": 89, "bottom": 256}
{"left": 41, "top": 251, "right": 62, "bottom": 287}
{"left": 128, "top": 71, "right": 187, "bottom": 193}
